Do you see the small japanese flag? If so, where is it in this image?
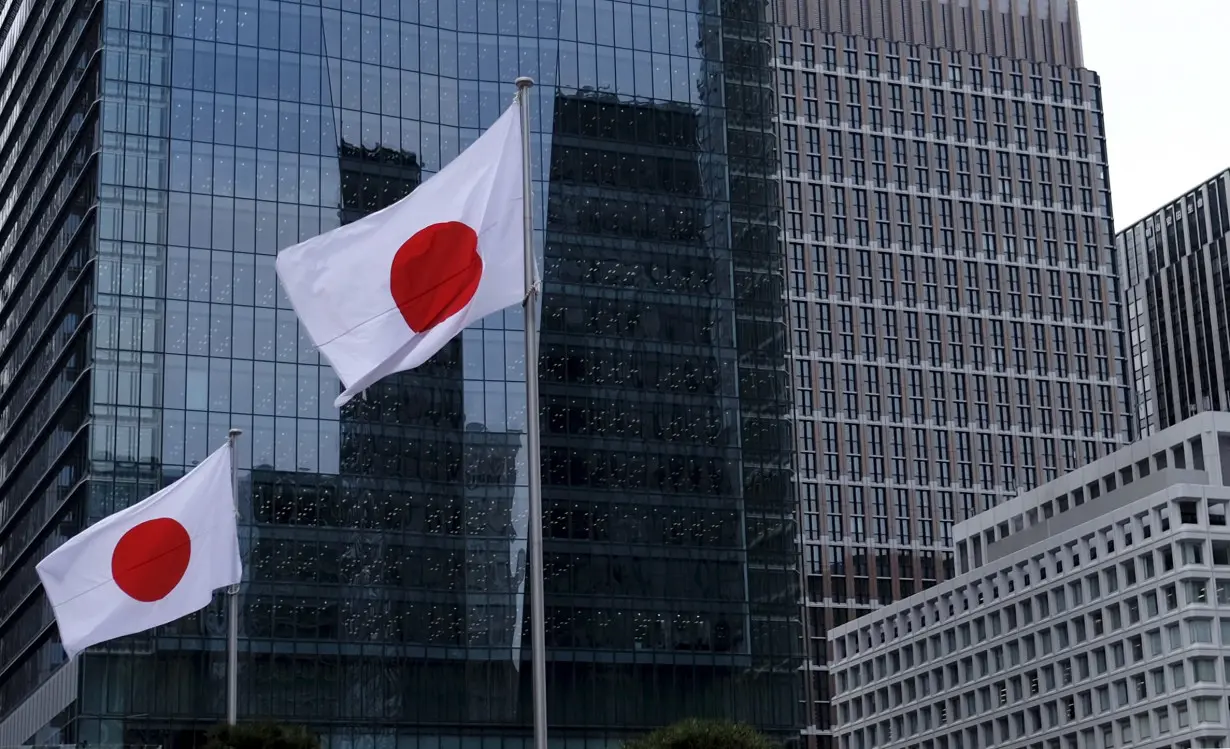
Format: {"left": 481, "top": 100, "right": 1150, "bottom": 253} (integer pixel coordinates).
{"left": 36, "top": 445, "right": 241, "bottom": 659}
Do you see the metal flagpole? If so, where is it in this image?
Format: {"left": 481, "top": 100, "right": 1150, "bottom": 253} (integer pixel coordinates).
{"left": 514, "top": 76, "right": 549, "bottom": 749}
{"left": 226, "top": 428, "right": 243, "bottom": 726}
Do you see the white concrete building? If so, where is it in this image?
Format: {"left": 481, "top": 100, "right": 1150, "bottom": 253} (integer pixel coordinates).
{"left": 829, "top": 412, "right": 1230, "bottom": 749}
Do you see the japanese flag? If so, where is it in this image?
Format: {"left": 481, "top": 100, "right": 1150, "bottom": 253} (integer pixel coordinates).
{"left": 37, "top": 445, "right": 242, "bottom": 659}
{"left": 276, "top": 103, "right": 527, "bottom": 407}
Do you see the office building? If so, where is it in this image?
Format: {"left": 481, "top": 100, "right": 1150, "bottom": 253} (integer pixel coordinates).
{"left": 775, "top": 0, "right": 1085, "bottom": 68}
{"left": 829, "top": 411, "right": 1230, "bottom": 749}
{"left": 773, "top": 0, "right": 1132, "bottom": 740}
{"left": 1118, "top": 169, "right": 1230, "bottom": 436}
{"left": 0, "top": 0, "right": 800, "bottom": 746}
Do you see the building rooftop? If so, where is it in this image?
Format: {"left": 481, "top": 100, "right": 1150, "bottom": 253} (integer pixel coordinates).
{"left": 952, "top": 412, "right": 1230, "bottom": 574}
{"left": 829, "top": 412, "right": 1230, "bottom": 749}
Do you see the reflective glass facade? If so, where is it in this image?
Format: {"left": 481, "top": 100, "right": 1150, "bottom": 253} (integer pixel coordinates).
{"left": 0, "top": 0, "right": 800, "bottom": 746}
{"left": 1118, "top": 170, "right": 1230, "bottom": 436}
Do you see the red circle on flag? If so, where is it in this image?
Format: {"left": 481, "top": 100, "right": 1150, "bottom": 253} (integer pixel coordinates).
{"left": 391, "top": 221, "right": 483, "bottom": 333}
{"left": 111, "top": 518, "right": 192, "bottom": 602}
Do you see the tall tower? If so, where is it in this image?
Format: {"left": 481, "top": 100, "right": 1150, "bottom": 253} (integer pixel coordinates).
{"left": 1118, "top": 169, "right": 1230, "bottom": 436}
{"left": 0, "top": 0, "right": 801, "bottom": 747}
{"left": 773, "top": 1, "right": 1132, "bottom": 744}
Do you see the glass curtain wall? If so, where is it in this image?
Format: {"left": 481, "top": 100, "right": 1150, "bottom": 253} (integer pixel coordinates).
{"left": 0, "top": 0, "right": 800, "bottom": 746}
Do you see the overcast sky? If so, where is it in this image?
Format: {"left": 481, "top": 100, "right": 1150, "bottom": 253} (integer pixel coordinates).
{"left": 1078, "top": 0, "right": 1230, "bottom": 228}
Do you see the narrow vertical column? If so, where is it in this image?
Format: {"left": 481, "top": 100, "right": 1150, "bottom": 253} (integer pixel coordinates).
{"left": 226, "top": 428, "right": 243, "bottom": 726}
{"left": 514, "top": 76, "right": 549, "bottom": 749}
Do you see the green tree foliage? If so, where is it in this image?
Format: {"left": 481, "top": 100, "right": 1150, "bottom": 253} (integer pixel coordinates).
{"left": 623, "top": 719, "right": 778, "bottom": 749}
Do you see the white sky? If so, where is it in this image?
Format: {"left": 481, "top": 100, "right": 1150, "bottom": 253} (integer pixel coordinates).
{"left": 1078, "top": 0, "right": 1230, "bottom": 228}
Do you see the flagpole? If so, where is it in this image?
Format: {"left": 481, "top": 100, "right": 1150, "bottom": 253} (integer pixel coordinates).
{"left": 226, "top": 428, "right": 242, "bottom": 726}
{"left": 514, "top": 75, "right": 549, "bottom": 749}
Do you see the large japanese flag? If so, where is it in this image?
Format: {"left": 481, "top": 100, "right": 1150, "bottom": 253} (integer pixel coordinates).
{"left": 36, "top": 445, "right": 241, "bottom": 660}
{"left": 276, "top": 102, "right": 527, "bottom": 407}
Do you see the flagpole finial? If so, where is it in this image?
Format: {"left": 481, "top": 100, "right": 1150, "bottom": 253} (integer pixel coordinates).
{"left": 228, "top": 428, "right": 243, "bottom": 439}
{"left": 515, "top": 76, "right": 535, "bottom": 90}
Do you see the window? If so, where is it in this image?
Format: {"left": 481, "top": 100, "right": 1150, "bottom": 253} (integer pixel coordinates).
{"left": 1096, "top": 685, "right": 1110, "bottom": 712}
{"left": 1188, "top": 618, "right": 1214, "bottom": 643}
{"left": 1163, "top": 584, "right": 1178, "bottom": 610}
{"left": 1175, "top": 702, "right": 1190, "bottom": 730}
{"left": 1147, "top": 629, "right": 1162, "bottom": 656}
{"left": 1169, "top": 662, "right": 1185, "bottom": 689}
{"left": 1195, "top": 696, "right": 1220, "bottom": 723}
{"left": 1144, "top": 591, "right": 1159, "bottom": 616}
{"left": 1192, "top": 657, "right": 1216, "bottom": 683}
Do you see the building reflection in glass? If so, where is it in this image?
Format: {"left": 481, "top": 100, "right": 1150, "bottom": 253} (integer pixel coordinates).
{"left": 0, "top": 0, "right": 800, "bottom": 746}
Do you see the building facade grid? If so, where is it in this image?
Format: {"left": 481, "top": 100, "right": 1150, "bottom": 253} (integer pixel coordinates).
{"left": 828, "top": 414, "right": 1230, "bottom": 749}
{"left": 774, "top": 13, "right": 1131, "bottom": 742}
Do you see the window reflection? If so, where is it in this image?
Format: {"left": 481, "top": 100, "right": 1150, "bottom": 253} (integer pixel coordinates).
{"left": 51, "top": 0, "right": 800, "bottom": 737}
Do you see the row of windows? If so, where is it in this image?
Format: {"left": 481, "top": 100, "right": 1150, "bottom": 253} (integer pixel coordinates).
{"left": 852, "top": 640, "right": 1230, "bottom": 739}
{"left": 847, "top": 573, "right": 1230, "bottom": 705}
{"left": 776, "top": 31, "right": 1094, "bottom": 104}
{"left": 1120, "top": 174, "right": 1230, "bottom": 285}
{"left": 781, "top": 104, "right": 1099, "bottom": 168}
{"left": 776, "top": 57, "right": 1105, "bottom": 164}
{"left": 780, "top": 73, "right": 1091, "bottom": 133}
{"left": 797, "top": 430, "right": 1115, "bottom": 490}
{"left": 793, "top": 303, "right": 1116, "bottom": 362}
{"left": 809, "top": 571, "right": 946, "bottom": 610}
{"left": 167, "top": 3, "right": 565, "bottom": 63}
{"left": 780, "top": 92, "right": 1095, "bottom": 157}
{"left": 793, "top": 341, "right": 1116, "bottom": 385}
{"left": 782, "top": 182, "right": 1106, "bottom": 245}
{"left": 796, "top": 300, "right": 1115, "bottom": 350}
{"left": 785, "top": 211, "right": 1109, "bottom": 267}
{"left": 836, "top": 494, "right": 1224, "bottom": 663}
{"left": 841, "top": 604, "right": 1230, "bottom": 746}
{"left": 807, "top": 544, "right": 952, "bottom": 584}
{"left": 845, "top": 690, "right": 1223, "bottom": 749}
{"left": 786, "top": 179, "right": 1101, "bottom": 237}
{"left": 796, "top": 364, "right": 1121, "bottom": 426}
{"left": 803, "top": 485, "right": 998, "bottom": 525}
{"left": 972, "top": 439, "right": 1208, "bottom": 562}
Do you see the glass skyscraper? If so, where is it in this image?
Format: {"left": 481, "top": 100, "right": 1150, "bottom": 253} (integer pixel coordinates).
{"left": 1119, "top": 169, "right": 1230, "bottom": 436}
{"left": 0, "top": 0, "right": 800, "bottom": 746}
{"left": 772, "top": 1, "right": 1132, "bottom": 745}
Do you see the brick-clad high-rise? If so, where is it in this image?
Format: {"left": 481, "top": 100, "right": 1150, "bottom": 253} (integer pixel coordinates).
{"left": 776, "top": 0, "right": 1085, "bottom": 68}
{"left": 773, "top": 1, "right": 1132, "bottom": 744}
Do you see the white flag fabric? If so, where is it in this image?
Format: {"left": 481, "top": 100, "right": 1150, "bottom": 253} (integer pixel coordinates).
{"left": 276, "top": 102, "right": 526, "bottom": 407}
{"left": 36, "top": 445, "right": 241, "bottom": 660}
